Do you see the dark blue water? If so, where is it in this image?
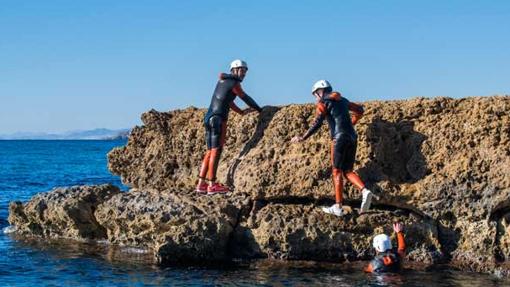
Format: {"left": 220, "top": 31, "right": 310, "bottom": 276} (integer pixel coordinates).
{"left": 0, "top": 140, "right": 508, "bottom": 286}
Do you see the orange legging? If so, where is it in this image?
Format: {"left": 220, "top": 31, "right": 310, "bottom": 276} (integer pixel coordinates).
{"left": 199, "top": 118, "right": 227, "bottom": 182}
{"left": 330, "top": 142, "right": 365, "bottom": 204}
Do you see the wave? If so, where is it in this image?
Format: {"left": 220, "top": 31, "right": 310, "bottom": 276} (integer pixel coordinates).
{"left": 2, "top": 226, "right": 17, "bottom": 234}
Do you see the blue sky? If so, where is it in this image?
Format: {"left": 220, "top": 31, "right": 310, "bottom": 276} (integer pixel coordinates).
{"left": 1, "top": 1, "right": 509, "bottom": 133}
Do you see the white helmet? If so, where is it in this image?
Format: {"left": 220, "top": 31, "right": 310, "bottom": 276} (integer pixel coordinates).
{"left": 230, "top": 59, "right": 248, "bottom": 70}
{"left": 373, "top": 234, "right": 392, "bottom": 252}
{"left": 312, "top": 80, "right": 331, "bottom": 94}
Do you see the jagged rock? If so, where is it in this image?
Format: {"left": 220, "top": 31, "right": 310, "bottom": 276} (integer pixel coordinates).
{"left": 8, "top": 96, "right": 510, "bottom": 275}
{"left": 94, "top": 189, "right": 249, "bottom": 264}
{"left": 107, "top": 96, "right": 510, "bottom": 273}
{"left": 8, "top": 184, "right": 120, "bottom": 240}
{"left": 231, "top": 203, "right": 441, "bottom": 263}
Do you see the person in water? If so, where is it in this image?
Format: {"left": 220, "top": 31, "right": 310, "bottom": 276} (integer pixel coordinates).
{"left": 365, "top": 222, "right": 406, "bottom": 273}
{"left": 291, "top": 80, "right": 375, "bottom": 216}
{"left": 196, "top": 59, "right": 263, "bottom": 195}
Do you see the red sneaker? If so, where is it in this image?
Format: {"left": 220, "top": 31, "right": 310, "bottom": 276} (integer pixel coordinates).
{"left": 207, "top": 183, "right": 230, "bottom": 195}
{"left": 195, "top": 182, "right": 208, "bottom": 195}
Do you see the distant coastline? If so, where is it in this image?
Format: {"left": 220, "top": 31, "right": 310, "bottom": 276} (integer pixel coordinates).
{"left": 0, "top": 128, "right": 130, "bottom": 140}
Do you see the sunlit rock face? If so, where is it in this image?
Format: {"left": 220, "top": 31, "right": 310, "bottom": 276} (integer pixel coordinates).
{"left": 10, "top": 96, "right": 510, "bottom": 275}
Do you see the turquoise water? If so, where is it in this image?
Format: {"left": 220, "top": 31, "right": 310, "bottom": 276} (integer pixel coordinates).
{"left": 0, "top": 140, "right": 508, "bottom": 286}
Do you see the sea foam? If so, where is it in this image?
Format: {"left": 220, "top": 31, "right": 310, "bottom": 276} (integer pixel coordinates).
{"left": 2, "top": 226, "right": 17, "bottom": 234}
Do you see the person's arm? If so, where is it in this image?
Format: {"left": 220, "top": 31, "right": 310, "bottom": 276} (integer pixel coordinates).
{"left": 232, "top": 83, "right": 263, "bottom": 113}
{"left": 219, "top": 73, "right": 237, "bottom": 80}
{"left": 364, "top": 263, "right": 374, "bottom": 273}
{"left": 348, "top": 101, "right": 364, "bottom": 125}
{"left": 302, "top": 107, "right": 325, "bottom": 140}
{"left": 229, "top": 102, "right": 255, "bottom": 116}
{"left": 291, "top": 103, "right": 326, "bottom": 143}
{"left": 393, "top": 222, "right": 406, "bottom": 258}
{"left": 364, "top": 258, "right": 384, "bottom": 273}
{"left": 229, "top": 102, "right": 243, "bottom": 115}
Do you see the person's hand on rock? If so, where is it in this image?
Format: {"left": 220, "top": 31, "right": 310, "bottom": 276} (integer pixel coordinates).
{"left": 393, "top": 222, "right": 403, "bottom": 233}
{"left": 242, "top": 108, "right": 256, "bottom": 115}
{"left": 291, "top": 136, "right": 304, "bottom": 143}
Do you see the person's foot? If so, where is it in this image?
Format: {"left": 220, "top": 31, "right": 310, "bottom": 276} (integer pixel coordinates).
{"left": 322, "top": 204, "right": 344, "bottom": 217}
{"left": 360, "top": 188, "right": 374, "bottom": 213}
{"left": 207, "top": 183, "right": 230, "bottom": 195}
{"left": 195, "top": 182, "right": 208, "bottom": 195}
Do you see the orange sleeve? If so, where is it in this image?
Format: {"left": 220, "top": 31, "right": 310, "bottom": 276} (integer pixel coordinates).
{"left": 351, "top": 114, "right": 362, "bottom": 125}
{"left": 301, "top": 102, "right": 326, "bottom": 140}
{"left": 364, "top": 263, "right": 374, "bottom": 273}
{"left": 348, "top": 102, "right": 364, "bottom": 125}
{"left": 232, "top": 83, "right": 245, "bottom": 98}
{"left": 317, "top": 102, "right": 327, "bottom": 116}
{"left": 397, "top": 232, "right": 406, "bottom": 257}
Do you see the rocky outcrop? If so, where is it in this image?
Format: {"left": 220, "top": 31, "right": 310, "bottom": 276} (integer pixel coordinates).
{"left": 232, "top": 203, "right": 441, "bottom": 264}
{"left": 8, "top": 185, "right": 120, "bottom": 240}
{"left": 7, "top": 185, "right": 442, "bottom": 265}
{"left": 8, "top": 96, "right": 510, "bottom": 274}
{"left": 94, "top": 189, "right": 248, "bottom": 264}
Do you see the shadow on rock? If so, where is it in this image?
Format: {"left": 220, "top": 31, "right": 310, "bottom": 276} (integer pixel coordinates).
{"left": 227, "top": 106, "right": 281, "bottom": 187}
{"left": 358, "top": 118, "right": 428, "bottom": 185}
{"left": 436, "top": 211, "right": 461, "bottom": 261}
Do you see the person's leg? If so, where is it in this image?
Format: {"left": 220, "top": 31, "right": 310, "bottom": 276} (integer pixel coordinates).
{"left": 206, "top": 116, "right": 229, "bottom": 194}
{"left": 342, "top": 137, "right": 365, "bottom": 189}
{"left": 207, "top": 148, "right": 222, "bottom": 182}
{"left": 322, "top": 138, "right": 347, "bottom": 216}
{"left": 333, "top": 168, "right": 343, "bottom": 204}
{"left": 206, "top": 116, "right": 222, "bottom": 183}
{"left": 344, "top": 171, "right": 364, "bottom": 190}
{"left": 219, "top": 118, "right": 228, "bottom": 147}
{"left": 199, "top": 151, "right": 211, "bottom": 180}
{"left": 196, "top": 123, "right": 212, "bottom": 193}
{"left": 342, "top": 137, "right": 374, "bottom": 213}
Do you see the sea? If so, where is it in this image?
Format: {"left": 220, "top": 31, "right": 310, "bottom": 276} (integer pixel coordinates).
{"left": 0, "top": 140, "right": 508, "bottom": 286}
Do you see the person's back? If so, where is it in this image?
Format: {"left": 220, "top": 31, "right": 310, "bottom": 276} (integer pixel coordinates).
{"left": 205, "top": 73, "right": 242, "bottom": 121}
{"left": 365, "top": 222, "right": 406, "bottom": 273}
{"left": 319, "top": 92, "right": 358, "bottom": 139}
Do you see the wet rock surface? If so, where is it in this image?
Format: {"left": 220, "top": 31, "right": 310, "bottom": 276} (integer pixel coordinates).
{"left": 9, "top": 96, "right": 510, "bottom": 275}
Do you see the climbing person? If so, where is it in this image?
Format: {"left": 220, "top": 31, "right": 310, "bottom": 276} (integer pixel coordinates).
{"left": 196, "top": 59, "right": 263, "bottom": 195}
{"left": 290, "top": 80, "right": 375, "bottom": 216}
{"left": 365, "top": 222, "right": 406, "bottom": 273}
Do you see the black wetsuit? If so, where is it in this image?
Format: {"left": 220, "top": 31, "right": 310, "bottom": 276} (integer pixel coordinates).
{"left": 204, "top": 73, "right": 262, "bottom": 149}
{"left": 302, "top": 92, "right": 364, "bottom": 171}
{"left": 199, "top": 73, "right": 262, "bottom": 182}
{"left": 366, "top": 232, "right": 406, "bottom": 273}
{"left": 368, "top": 251, "right": 402, "bottom": 273}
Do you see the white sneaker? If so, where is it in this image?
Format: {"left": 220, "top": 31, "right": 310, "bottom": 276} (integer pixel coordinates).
{"left": 322, "top": 204, "right": 344, "bottom": 217}
{"left": 360, "top": 188, "right": 374, "bottom": 213}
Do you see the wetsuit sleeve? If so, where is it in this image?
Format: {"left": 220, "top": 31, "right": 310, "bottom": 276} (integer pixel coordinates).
{"left": 233, "top": 83, "right": 263, "bottom": 112}
{"left": 397, "top": 232, "right": 406, "bottom": 258}
{"left": 302, "top": 103, "right": 326, "bottom": 140}
{"left": 364, "top": 263, "right": 374, "bottom": 273}
{"left": 348, "top": 101, "right": 364, "bottom": 125}
{"left": 365, "top": 258, "right": 384, "bottom": 273}
{"left": 229, "top": 102, "right": 243, "bottom": 115}
{"left": 219, "top": 73, "right": 237, "bottom": 80}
